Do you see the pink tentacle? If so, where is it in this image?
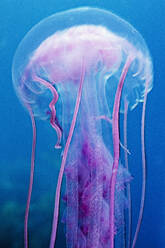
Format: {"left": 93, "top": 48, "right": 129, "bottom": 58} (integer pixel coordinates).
{"left": 131, "top": 80, "right": 149, "bottom": 248}
{"left": 110, "top": 56, "right": 133, "bottom": 248}
{"left": 49, "top": 60, "right": 86, "bottom": 248}
{"left": 32, "top": 74, "right": 62, "bottom": 149}
{"left": 24, "top": 106, "right": 36, "bottom": 248}
{"left": 95, "top": 115, "right": 130, "bottom": 154}
{"left": 124, "top": 99, "right": 132, "bottom": 248}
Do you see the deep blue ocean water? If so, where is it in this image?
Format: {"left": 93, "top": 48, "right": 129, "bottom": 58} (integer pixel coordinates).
{"left": 0, "top": 0, "right": 164, "bottom": 247}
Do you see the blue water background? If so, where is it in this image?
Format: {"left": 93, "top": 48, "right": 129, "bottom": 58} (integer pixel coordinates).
{"left": 0, "top": 0, "right": 164, "bottom": 247}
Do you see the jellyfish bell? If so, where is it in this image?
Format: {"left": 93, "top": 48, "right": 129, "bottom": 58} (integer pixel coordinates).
{"left": 12, "top": 7, "right": 153, "bottom": 248}
{"left": 12, "top": 7, "right": 153, "bottom": 121}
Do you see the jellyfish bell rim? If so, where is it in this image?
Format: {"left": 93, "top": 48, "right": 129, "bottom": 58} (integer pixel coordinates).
{"left": 12, "top": 6, "right": 153, "bottom": 116}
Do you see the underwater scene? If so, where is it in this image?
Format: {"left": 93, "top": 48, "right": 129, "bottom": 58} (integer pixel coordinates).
{"left": 0, "top": 0, "right": 164, "bottom": 248}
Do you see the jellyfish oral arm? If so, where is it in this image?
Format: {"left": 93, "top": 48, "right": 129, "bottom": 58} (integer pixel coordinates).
{"left": 110, "top": 56, "right": 133, "bottom": 248}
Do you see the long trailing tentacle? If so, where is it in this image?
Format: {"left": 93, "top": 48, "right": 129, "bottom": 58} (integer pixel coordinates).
{"left": 24, "top": 106, "right": 36, "bottom": 248}
{"left": 110, "top": 56, "right": 133, "bottom": 248}
{"left": 131, "top": 80, "right": 149, "bottom": 248}
{"left": 124, "top": 99, "right": 132, "bottom": 248}
{"left": 49, "top": 60, "right": 85, "bottom": 248}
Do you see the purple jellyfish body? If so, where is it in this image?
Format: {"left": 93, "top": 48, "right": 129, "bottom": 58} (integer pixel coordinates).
{"left": 12, "top": 7, "right": 153, "bottom": 248}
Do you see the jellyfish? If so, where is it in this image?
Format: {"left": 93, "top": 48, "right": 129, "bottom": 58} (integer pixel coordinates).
{"left": 12, "top": 7, "right": 153, "bottom": 248}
